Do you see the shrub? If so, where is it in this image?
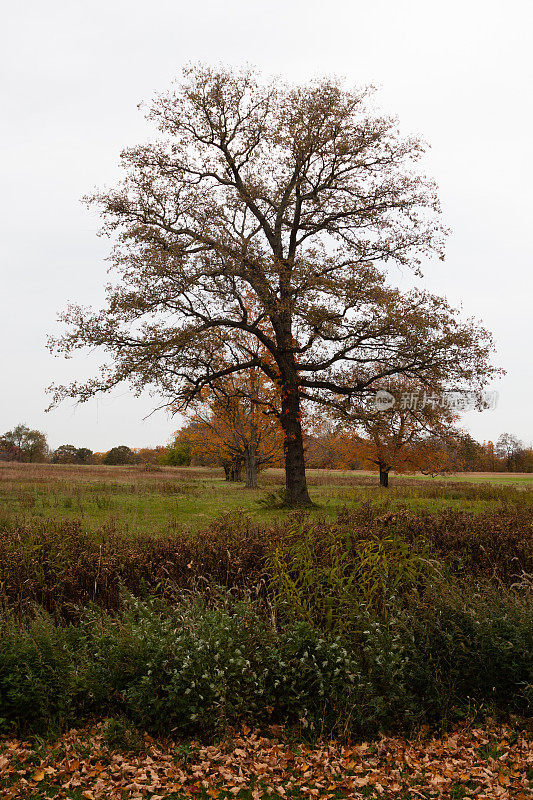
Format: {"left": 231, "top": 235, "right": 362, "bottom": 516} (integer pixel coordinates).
{"left": 0, "top": 586, "right": 530, "bottom": 738}
{"left": 82, "top": 598, "right": 359, "bottom": 736}
{"left": 103, "top": 446, "right": 136, "bottom": 466}
{"left": 0, "top": 513, "right": 273, "bottom": 617}
{"left": 0, "top": 610, "right": 85, "bottom": 735}
{"left": 401, "top": 585, "right": 533, "bottom": 720}
{"left": 158, "top": 442, "right": 192, "bottom": 466}
{"left": 0, "top": 507, "right": 531, "bottom": 617}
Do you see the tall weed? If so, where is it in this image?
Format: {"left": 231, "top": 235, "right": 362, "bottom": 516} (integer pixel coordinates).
{"left": 269, "top": 521, "right": 439, "bottom": 627}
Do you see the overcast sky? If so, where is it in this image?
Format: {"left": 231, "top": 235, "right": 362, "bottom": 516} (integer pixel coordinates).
{"left": 1, "top": 0, "right": 532, "bottom": 451}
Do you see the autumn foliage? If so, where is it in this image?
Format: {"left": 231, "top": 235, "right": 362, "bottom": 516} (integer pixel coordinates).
{"left": 183, "top": 368, "right": 284, "bottom": 487}
{"left": 1, "top": 721, "right": 531, "bottom": 799}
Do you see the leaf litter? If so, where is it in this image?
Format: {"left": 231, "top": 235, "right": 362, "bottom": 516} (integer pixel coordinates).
{"left": 0, "top": 721, "right": 531, "bottom": 799}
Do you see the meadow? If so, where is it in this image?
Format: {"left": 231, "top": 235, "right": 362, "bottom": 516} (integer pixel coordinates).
{"left": 0, "top": 462, "right": 531, "bottom": 799}
{"left": 1, "top": 462, "right": 532, "bottom": 538}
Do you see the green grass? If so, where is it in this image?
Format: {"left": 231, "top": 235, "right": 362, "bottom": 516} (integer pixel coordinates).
{"left": 0, "top": 463, "right": 531, "bottom": 539}
{"left": 394, "top": 471, "right": 533, "bottom": 486}
{"left": 310, "top": 467, "right": 533, "bottom": 486}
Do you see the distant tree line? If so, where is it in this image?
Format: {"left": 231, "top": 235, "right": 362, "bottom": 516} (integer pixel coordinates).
{"left": 0, "top": 425, "right": 49, "bottom": 463}
{"left": 168, "top": 422, "right": 533, "bottom": 478}
{"left": 1, "top": 421, "right": 531, "bottom": 476}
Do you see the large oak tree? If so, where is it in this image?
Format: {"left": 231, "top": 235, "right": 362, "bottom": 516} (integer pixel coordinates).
{"left": 49, "top": 65, "right": 498, "bottom": 506}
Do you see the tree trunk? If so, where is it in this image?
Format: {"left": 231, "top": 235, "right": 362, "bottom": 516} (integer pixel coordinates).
{"left": 244, "top": 448, "right": 258, "bottom": 488}
{"left": 280, "top": 382, "right": 312, "bottom": 507}
{"left": 244, "top": 415, "right": 259, "bottom": 488}
{"left": 379, "top": 465, "right": 390, "bottom": 487}
{"left": 223, "top": 459, "right": 242, "bottom": 481}
{"left": 233, "top": 458, "right": 243, "bottom": 482}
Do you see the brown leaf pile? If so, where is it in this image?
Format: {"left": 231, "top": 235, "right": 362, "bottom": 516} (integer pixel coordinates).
{"left": 0, "top": 721, "right": 531, "bottom": 799}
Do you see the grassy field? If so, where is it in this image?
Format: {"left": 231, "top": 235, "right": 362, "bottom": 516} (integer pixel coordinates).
{"left": 1, "top": 462, "right": 532, "bottom": 538}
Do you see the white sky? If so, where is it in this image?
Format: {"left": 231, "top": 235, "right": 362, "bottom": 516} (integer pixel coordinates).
{"left": 1, "top": 0, "right": 532, "bottom": 451}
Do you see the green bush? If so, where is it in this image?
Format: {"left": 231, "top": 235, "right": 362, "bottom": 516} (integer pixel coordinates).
{"left": 83, "top": 598, "right": 361, "bottom": 736}
{"left": 402, "top": 586, "right": 533, "bottom": 720}
{"left": 84, "top": 598, "right": 270, "bottom": 733}
{"left": 0, "top": 611, "right": 85, "bottom": 735}
{"left": 0, "top": 586, "right": 530, "bottom": 738}
{"left": 271, "top": 622, "right": 362, "bottom": 735}
{"left": 158, "top": 442, "right": 191, "bottom": 466}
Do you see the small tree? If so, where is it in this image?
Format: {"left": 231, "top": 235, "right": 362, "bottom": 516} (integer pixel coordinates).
{"left": 0, "top": 437, "right": 23, "bottom": 461}
{"left": 483, "top": 440, "right": 497, "bottom": 472}
{"left": 49, "top": 65, "right": 499, "bottom": 505}
{"left": 186, "top": 391, "right": 283, "bottom": 488}
{"left": 495, "top": 433, "right": 525, "bottom": 472}
{"left": 189, "top": 366, "right": 283, "bottom": 488}
{"left": 52, "top": 445, "right": 94, "bottom": 464}
{"left": 158, "top": 439, "right": 192, "bottom": 466}
{"left": 103, "top": 445, "right": 136, "bottom": 465}
{"left": 51, "top": 444, "right": 79, "bottom": 463}
{"left": 349, "top": 381, "right": 457, "bottom": 486}
{"left": 134, "top": 446, "right": 166, "bottom": 465}
{"left": 75, "top": 447, "right": 94, "bottom": 464}
{"left": 452, "top": 432, "right": 488, "bottom": 471}
{"left": 518, "top": 447, "right": 533, "bottom": 473}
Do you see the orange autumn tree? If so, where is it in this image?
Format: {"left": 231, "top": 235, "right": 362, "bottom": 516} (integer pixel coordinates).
{"left": 183, "top": 305, "right": 284, "bottom": 487}
{"left": 348, "top": 380, "right": 458, "bottom": 486}
{"left": 185, "top": 366, "right": 284, "bottom": 487}
{"left": 180, "top": 417, "right": 242, "bottom": 476}
{"left": 304, "top": 418, "right": 361, "bottom": 470}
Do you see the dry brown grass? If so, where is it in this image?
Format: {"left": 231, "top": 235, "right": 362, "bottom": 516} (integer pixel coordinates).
{"left": 3, "top": 461, "right": 531, "bottom": 490}
{"left": 0, "top": 461, "right": 221, "bottom": 487}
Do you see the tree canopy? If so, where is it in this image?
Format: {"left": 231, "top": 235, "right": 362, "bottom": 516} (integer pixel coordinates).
{"left": 346, "top": 378, "right": 458, "bottom": 486}
{"left": 186, "top": 368, "right": 284, "bottom": 487}
{"left": 103, "top": 445, "right": 136, "bottom": 466}
{"left": 1, "top": 424, "right": 48, "bottom": 463}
